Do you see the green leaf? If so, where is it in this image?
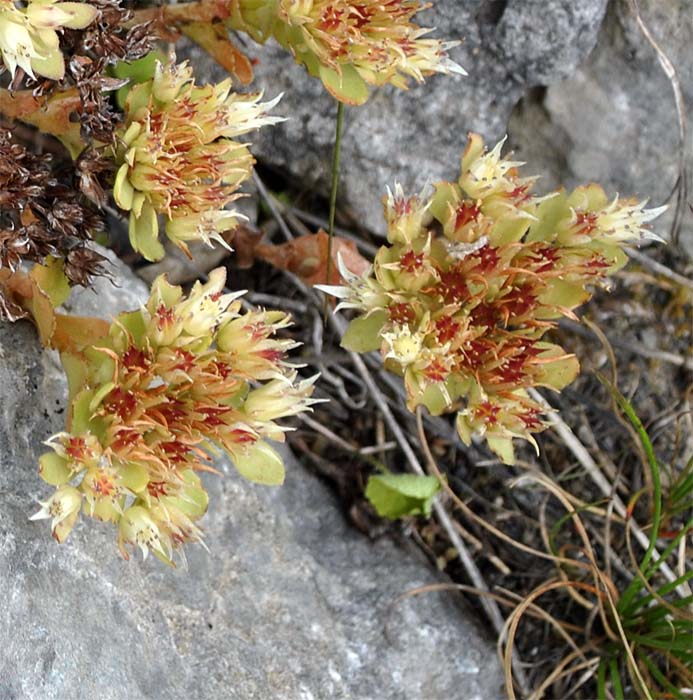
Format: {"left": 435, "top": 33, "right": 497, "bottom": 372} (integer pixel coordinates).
{"left": 28, "top": 281, "right": 57, "bottom": 347}
{"left": 60, "top": 351, "right": 89, "bottom": 404}
{"left": 31, "top": 257, "right": 71, "bottom": 307}
{"left": 319, "top": 63, "right": 369, "bottom": 106}
{"left": 233, "top": 441, "right": 285, "bottom": 485}
{"left": 112, "top": 50, "right": 166, "bottom": 109}
{"left": 598, "top": 374, "right": 664, "bottom": 613}
{"left": 609, "top": 658, "right": 625, "bottom": 700}
{"left": 70, "top": 388, "right": 95, "bottom": 434}
{"left": 176, "top": 470, "right": 209, "bottom": 517}
{"left": 88, "top": 381, "right": 115, "bottom": 413}
{"left": 489, "top": 214, "right": 532, "bottom": 245}
{"left": 128, "top": 204, "right": 164, "bottom": 262}
{"left": 415, "top": 380, "right": 452, "bottom": 416}
{"left": 487, "top": 436, "right": 516, "bottom": 465}
{"left": 567, "top": 184, "right": 610, "bottom": 212}
{"left": 30, "top": 50, "right": 65, "bottom": 81}
{"left": 365, "top": 472, "right": 440, "bottom": 519}
{"left": 429, "top": 182, "right": 459, "bottom": 225}
{"left": 113, "top": 163, "right": 135, "bottom": 210}
{"left": 535, "top": 344, "right": 580, "bottom": 391}
{"left": 537, "top": 278, "right": 590, "bottom": 313}
{"left": 112, "top": 310, "right": 147, "bottom": 346}
{"left": 56, "top": 2, "right": 99, "bottom": 29}
{"left": 112, "top": 50, "right": 165, "bottom": 81}
{"left": 640, "top": 653, "right": 688, "bottom": 700}
{"left": 39, "top": 452, "right": 72, "bottom": 486}
{"left": 119, "top": 461, "right": 149, "bottom": 493}
{"left": 340, "top": 310, "right": 387, "bottom": 352}
{"left": 460, "top": 133, "right": 485, "bottom": 176}
{"left": 526, "top": 190, "right": 569, "bottom": 243}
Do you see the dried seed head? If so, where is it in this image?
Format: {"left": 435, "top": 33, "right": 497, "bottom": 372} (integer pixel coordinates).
{"left": 0, "top": 127, "right": 106, "bottom": 315}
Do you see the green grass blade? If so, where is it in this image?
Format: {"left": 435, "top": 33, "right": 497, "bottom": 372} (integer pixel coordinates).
{"left": 640, "top": 653, "right": 688, "bottom": 700}
{"left": 609, "top": 657, "right": 625, "bottom": 700}
{"left": 597, "top": 658, "right": 608, "bottom": 700}
{"left": 597, "top": 376, "right": 663, "bottom": 613}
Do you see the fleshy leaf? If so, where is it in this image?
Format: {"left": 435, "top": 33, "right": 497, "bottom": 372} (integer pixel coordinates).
{"left": 429, "top": 182, "right": 460, "bottom": 225}
{"left": 60, "top": 351, "right": 89, "bottom": 403}
{"left": 365, "top": 472, "right": 440, "bottom": 519}
{"left": 70, "top": 388, "right": 96, "bottom": 434}
{"left": 526, "top": 190, "right": 569, "bottom": 243}
{"left": 233, "top": 441, "right": 285, "bottom": 485}
{"left": 129, "top": 204, "right": 164, "bottom": 262}
{"left": 119, "top": 461, "right": 149, "bottom": 493}
{"left": 340, "top": 311, "right": 387, "bottom": 353}
{"left": 487, "top": 436, "right": 515, "bottom": 465}
{"left": 39, "top": 452, "right": 72, "bottom": 486}
{"left": 31, "top": 257, "right": 70, "bottom": 307}
{"left": 319, "top": 64, "right": 369, "bottom": 105}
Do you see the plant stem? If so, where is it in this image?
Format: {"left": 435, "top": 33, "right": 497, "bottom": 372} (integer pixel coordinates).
{"left": 323, "top": 100, "right": 344, "bottom": 319}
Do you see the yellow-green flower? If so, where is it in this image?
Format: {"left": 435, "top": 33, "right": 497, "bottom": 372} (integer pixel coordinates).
{"left": 321, "top": 134, "right": 665, "bottom": 464}
{"left": 0, "top": 0, "right": 97, "bottom": 80}
{"left": 229, "top": 0, "right": 465, "bottom": 104}
{"left": 34, "top": 267, "right": 320, "bottom": 564}
{"left": 29, "top": 485, "right": 83, "bottom": 543}
{"left": 113, "top": 59, "right": 282, "bottom": 262}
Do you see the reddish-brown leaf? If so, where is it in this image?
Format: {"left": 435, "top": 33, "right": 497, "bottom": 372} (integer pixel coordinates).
{"left": 254, "top": 230, "right": 370, "bottom": 286}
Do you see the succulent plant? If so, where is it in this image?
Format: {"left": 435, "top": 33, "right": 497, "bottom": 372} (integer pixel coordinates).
{"left": 228, "top": 0, "right": 465, "bottom": 104}
{"left": 112, "top": 58, "right": 282, "bottom": 261}
{"left": 0, "top": 0, "right": 97, "bottom": 79}
{"left": 33, "top": 268, "right": 319, "bottom": 564}
{"left": 321, "top": 134, "right": 665, "bottom": 464}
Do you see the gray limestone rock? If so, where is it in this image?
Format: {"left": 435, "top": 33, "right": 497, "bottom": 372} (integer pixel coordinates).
{"left": 508, "top": 0, "right": 693, "bottom": 252}
{"left": 182, "top": 0, "right": 608, "bottom": 234}
{"left": 0, "top": 253, "right": 503, "bottom": 700}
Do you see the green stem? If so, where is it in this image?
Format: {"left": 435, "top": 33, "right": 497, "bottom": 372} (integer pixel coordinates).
{"left": 323, "top": 100, "right": 344, "bottom": 320}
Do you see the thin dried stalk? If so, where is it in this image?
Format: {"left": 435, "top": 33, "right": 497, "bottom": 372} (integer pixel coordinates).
{"left": 529, "top": 388, "right": 680, "bottom": 588}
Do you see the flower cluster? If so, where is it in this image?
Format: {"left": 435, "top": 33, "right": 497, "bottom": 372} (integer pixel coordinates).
{"left": 322, "top": 134, "right": 665, "bottom": 463}
{"left": 228, "top": 0, "right": 465, "bottom": 104}
{"left": 32, "top": 268, "right": 319, "bottom": 564}
{"left": 112, "top": 59, "right": 282, "bottom": 262}
{"left": 0, "top": 0, "right": 97, "bottom": 80}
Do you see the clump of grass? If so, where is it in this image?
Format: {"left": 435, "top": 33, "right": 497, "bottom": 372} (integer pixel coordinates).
{"left": 499, "top": 377, "right": 692, "bottom": 699}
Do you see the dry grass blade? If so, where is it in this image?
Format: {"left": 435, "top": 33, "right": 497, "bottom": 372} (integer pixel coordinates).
{"left": 386, "top": 582, "right": 582, "bottom": 645}
{"left": 528, "top": 388, "right": 680, "bottom": 588}
{"left": 502, "top": 579, "right": 603, "bottom": 700}
{"left": 528, "top": 647, "right": 599, "bottom": 700}
{"left": 513, "top": 472, "right": 621, "bottom": 642}
{"left": 626, "top": 248, "right": 693, "bottom": 291}
{"left": 416, "top": 410, "right": 591, "bottom": 571}
{"left": 252, "top": 170, "right": 295, "bottom": 242}
{"left": 538, "top": 499, "right": 596, "bottom": 610}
